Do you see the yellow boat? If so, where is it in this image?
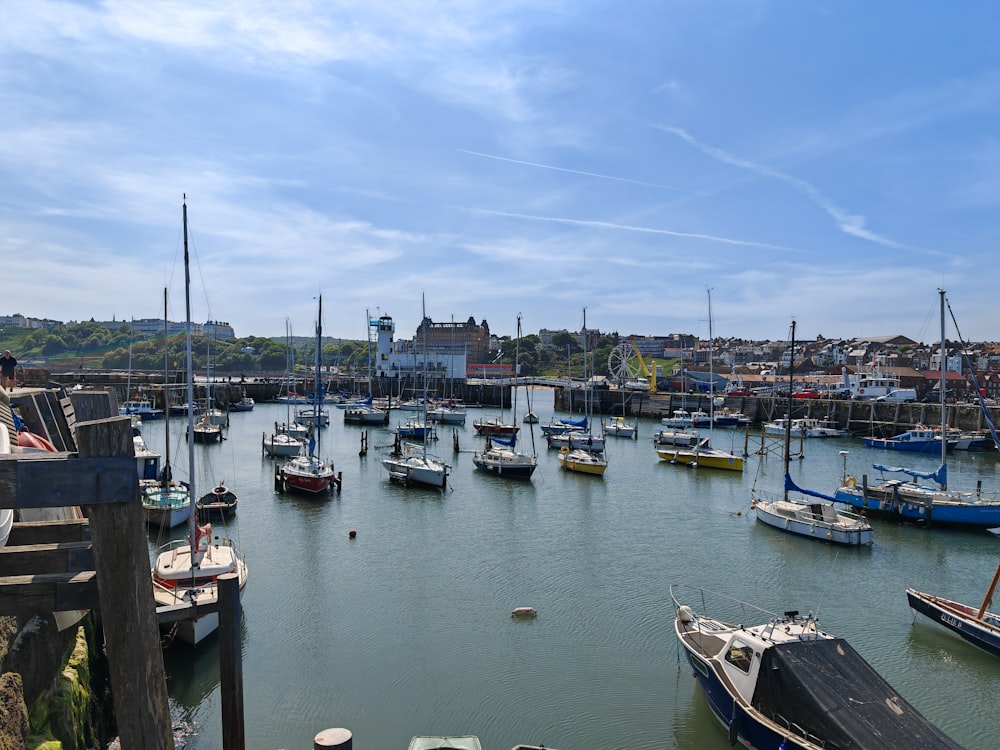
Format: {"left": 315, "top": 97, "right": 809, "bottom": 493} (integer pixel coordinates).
{"left": 656, "top": 444, "right": 743, "bottom": 472}
{"left": 557, "top": 446, "right": 608, "bottom": 476}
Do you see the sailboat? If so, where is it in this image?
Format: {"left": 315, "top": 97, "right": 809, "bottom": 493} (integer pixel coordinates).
{"left": 656, "top": 290, "right": 743, "bottom": 472}
{"left": 382, "top": 295, "right": 451, "bottom": 488}
{"left": 344, "top": 310, "right": 390, "bottom": 425}
{"left": 473, "top": 315, "right": 538, "bottom": 479}
{"left": 834, "top": 289, "right": 1000, "bottom": 528}
{"left": 907, "top": 561, "right": 1000, "bottom": 658}
{"left": 151, "top": 195, "right": 248, "bottom": 646}
{"left": 263, "top": 321, "right": 307, "bottom": 458}
{"left": 141, "top": 288, "right": 191, "bottom": 529}
{"left": 557, "top": 309, "right": 607, "bottom": 476}
{"left": 279, "top": 296, "right": 338, "bottom": 494}
{"left": 751, "top": 320, "right": 873, "bottom": 546}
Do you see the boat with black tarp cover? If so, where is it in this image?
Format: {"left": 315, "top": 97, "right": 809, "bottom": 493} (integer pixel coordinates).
{"left": 671, "top": 584, "right": 963, "bottom": 749}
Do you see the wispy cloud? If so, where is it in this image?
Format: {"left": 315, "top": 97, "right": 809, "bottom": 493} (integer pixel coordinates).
{"left": 656, "top": 125, "right": 907, "bottom": 249}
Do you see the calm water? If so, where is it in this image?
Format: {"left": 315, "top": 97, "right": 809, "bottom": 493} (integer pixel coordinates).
{"left": 140, "top": 389, "right": 1000, "bottom": 750}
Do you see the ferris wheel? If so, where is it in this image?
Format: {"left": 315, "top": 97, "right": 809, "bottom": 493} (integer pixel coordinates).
{"left": 607, "top": 342, "right": 640, "bottom": 386}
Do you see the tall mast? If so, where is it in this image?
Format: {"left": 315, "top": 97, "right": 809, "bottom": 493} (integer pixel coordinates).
{"left": 938, "top": 289, "right": 947, "bottom": 488}
{"left": 161, "top": 288, "right": 170, "bottom": 488}
{"left": 315, "top": 295, "right": 323, "bottom": 458}
{"left": 784, "top": 320, "right": 796, "bottom": 499}
{"left": 421, "top": 294, "right": 428, "bottom": 461}
{"left": 183, "top": 195, "right": 197, "bottom": 565}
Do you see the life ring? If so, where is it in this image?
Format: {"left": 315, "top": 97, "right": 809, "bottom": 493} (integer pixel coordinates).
{"left": 859, "top": 388, "right": 865, "bottom": 395}
{"left": 846, "top": 477, "right": 857, "bottom": 489}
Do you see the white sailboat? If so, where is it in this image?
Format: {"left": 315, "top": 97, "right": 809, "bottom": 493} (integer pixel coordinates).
{"left": 151, "top": 195, "right": 248, "bottom": 646}
{"left": 473, "top": 314, "right": 538, "bottom": 479}
{"left": 751, "top": 320, "right": 873, "bottom": 546}
{"left": 382, "top": 295, "right": 451, "bottom": 488}
{"left": 263, "top": 320, "right": 307, "bottom": 457}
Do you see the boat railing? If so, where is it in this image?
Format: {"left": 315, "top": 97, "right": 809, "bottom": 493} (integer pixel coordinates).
{"left": 764, "top": 712, "right": 823, "bottom": 748}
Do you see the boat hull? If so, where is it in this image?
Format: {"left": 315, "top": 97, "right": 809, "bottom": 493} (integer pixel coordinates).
{"left": 657, "top": 447, "right": 743, "bottom": 472}
{"left": 557, "top": 448, "right": 607, "bottom": 476}
{"left": 753, "top": 500, "right": 873, "bottom": 546}
{"left": 834, "top": 485, "right": 1000, "bottom": 529}
{"left": 382, "top": 455, "right": 449, "bottom": 487}
{"left": 906, "top": 589, "right": 1000, "bottom": 658}
{"left": 472, "top": 450, "right": 537, "bottom": 479}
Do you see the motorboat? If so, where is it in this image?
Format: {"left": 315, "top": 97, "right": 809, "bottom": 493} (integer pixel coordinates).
{"left": 863, "top": 425, "right": 956, "bottom": 453}
{"left": 671, "top": 584, "right": 962, "bottom": 749}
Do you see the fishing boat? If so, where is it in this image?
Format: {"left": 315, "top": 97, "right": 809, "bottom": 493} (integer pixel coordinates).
{"left": 671, "top": 584, "right": 962, "bottom": 749}
{"left": 751, "top": 321, "right": 873, "bottom": 546}
{"left": 382, "top": 295, "right": 451, "bottom": 488}
{"left": 834, "top": 290, "right": 1000, "bottom": 529}
{"left": 906, "top": 562, "right": 1000, "bottom": 658}
{"left": 151, "top": 195, "right": 248, "bottom": 646}
{"left": 473, "top": 315, "right": 538, "bottom": 479}
{"left": 279, "top": 296, "right": 337, "bottom": 494}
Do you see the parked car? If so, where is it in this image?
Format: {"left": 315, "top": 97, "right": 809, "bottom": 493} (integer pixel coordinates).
{"left": 726, "top": 387, "right": 752, "bottom": 397}
{"left": 792, "top": 389, "right": 822, "bottom": 399}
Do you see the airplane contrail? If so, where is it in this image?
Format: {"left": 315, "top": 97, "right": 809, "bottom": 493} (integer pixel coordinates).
{"left": 457, "top": 149, "right": 678, "bottom": 191}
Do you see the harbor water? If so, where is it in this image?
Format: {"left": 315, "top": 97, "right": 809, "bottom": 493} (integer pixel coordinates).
{"left": 141, "top": 388, "right": 1000, "bottom": 750}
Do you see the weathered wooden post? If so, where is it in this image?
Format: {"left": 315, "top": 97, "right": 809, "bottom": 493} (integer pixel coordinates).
{"left": 218, "top": 572, "right": 245, "bottom": 750}
{"left": 75, "top": 409, "right": 174, "bottom": 749}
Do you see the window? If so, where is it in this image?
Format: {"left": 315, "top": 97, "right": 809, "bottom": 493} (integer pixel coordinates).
{"left": 724, "top": 640, "right": 753, "bottom": 673}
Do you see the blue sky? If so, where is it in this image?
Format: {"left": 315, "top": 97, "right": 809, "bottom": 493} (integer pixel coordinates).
{"left": 2, "top": 1, "right": 999, "bottom": 345}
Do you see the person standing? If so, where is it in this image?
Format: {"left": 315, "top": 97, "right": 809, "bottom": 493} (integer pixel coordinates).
{"left": 1, "top": 350, "right": 17, "bottom": 390}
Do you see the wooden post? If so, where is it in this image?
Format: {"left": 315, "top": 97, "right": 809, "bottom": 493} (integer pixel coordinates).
{"left": 314, "top": 728, "right": 352, "bottom": 749}
{"left": 218, "top": 572, "right": 245, "bottom": 750}
{"left": 76, "top": 414, "right": 173, "bottom": 750}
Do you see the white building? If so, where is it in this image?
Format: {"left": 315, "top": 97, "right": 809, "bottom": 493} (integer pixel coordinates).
{"left": 370, "top": 314, "right": 467, "bottom": 380}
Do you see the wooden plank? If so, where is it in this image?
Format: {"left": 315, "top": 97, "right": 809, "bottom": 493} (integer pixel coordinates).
{"left": 0, "top": 541, "right": 93, "bottom": 577}
{"left": 6, "top": 518, "right": 90, "bottom": 546}
{"left": 70, "top": 391, "right": 119, "bottom": 425}
{"left": 0, "top": 571, "right": 99, "bottom": 616}
{"left": 0, "top": 452, "right": 137, "bottom": 509}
